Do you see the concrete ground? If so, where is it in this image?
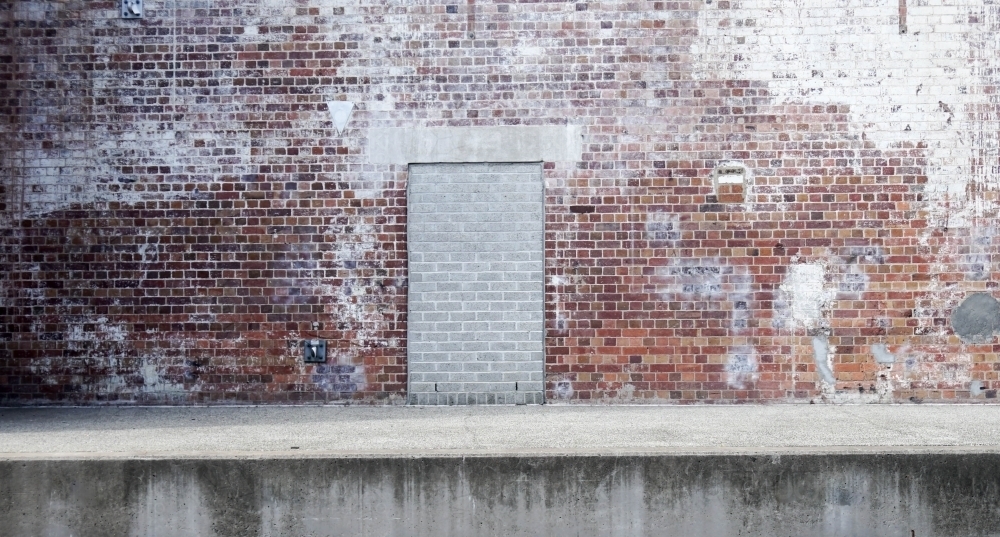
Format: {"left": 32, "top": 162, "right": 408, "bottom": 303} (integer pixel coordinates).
{"left": 3, "top": 404, "right": 1000, "bottom": 459}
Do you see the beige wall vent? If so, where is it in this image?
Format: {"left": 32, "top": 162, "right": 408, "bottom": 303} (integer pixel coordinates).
{"left": 710, "top": 162, "right": 749, "bottom": 203}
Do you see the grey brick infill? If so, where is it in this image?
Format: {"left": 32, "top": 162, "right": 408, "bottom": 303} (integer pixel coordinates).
{"left": 408, "top": 163, "right": 545, "bottom": 405}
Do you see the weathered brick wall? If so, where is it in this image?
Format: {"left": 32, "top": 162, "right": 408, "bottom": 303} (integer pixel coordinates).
{"left": 2, "top": 0, "right": 999, "bottom": 404}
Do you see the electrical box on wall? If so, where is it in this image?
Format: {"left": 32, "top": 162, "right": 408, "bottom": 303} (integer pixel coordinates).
{"left": 121, "top": 0, "right": 143, "bottom": 18}
{"left": 302, "top": 339, "right": 327, "bottom": 363}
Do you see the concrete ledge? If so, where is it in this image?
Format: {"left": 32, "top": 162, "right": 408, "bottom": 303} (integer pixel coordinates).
{"left": 5, "top": 406, "right": 1000, "bottom": 456}
{"left": 3, "top": 453, "right": 999, "bottom": 536}
{"left": 367, "top": 125, "right": 583, "bottom": 164}
{"left": 4, "top": 407, "right": 1000, "bottom": 535}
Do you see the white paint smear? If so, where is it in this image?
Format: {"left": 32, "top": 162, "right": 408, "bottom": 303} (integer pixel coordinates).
{"left": 779, "top": 264, "right": 835, "bottom": 330}
{"left": 693, "top": 0, "right": 1000, "bottom": 229}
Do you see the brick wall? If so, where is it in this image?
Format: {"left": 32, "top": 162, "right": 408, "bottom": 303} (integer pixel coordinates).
{"left": 408, "top": 163, "right": 544, "bottom": 405}
{"left": 2, "top": 0, "right": 1000, "bottom": 404}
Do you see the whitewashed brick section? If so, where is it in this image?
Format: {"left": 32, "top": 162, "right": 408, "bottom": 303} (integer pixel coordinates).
{"left": 408, "top": 163, "right": 544, "bottom": 405}
{"left": 693, "top": 0, "right": 1000, "bottom": 228}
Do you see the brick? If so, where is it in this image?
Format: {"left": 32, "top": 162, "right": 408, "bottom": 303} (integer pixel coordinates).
{"left": 408, "top": 163, "right": 545, "bottom": 403}
{"left": 2, "top": 0, "right": 997, "bottom": 406}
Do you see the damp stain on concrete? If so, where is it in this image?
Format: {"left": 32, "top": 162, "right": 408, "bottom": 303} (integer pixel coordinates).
{"left": 4, "top": 455, "right": 1000, "bottom": 536}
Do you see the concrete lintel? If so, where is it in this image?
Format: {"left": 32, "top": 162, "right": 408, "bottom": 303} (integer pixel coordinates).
{"left": 368, "top": 125, "right": 583, "bottom": 164}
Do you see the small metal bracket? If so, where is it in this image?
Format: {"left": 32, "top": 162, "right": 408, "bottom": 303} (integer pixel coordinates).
{"left": 121, "top": 0, "right": 143, "bottom": 19}
{"left": 302, "top": 339, "right": 327, "bottom": 363}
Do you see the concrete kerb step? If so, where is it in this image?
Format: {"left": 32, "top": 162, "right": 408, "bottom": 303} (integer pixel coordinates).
{"left": 3, "top": 405, "right": 1000, "bottom": 535}
{"left": 3, "top": 449, "right": 1000, "bottom": 537}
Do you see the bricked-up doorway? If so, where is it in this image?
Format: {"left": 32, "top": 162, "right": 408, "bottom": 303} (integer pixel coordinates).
{"left": 408, "top": 163, "right": 544, "bottom": 405}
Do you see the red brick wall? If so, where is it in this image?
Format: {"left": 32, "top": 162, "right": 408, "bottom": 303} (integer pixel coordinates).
{"left": 2, "top": 0, "right": 999, "bottom": 404}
